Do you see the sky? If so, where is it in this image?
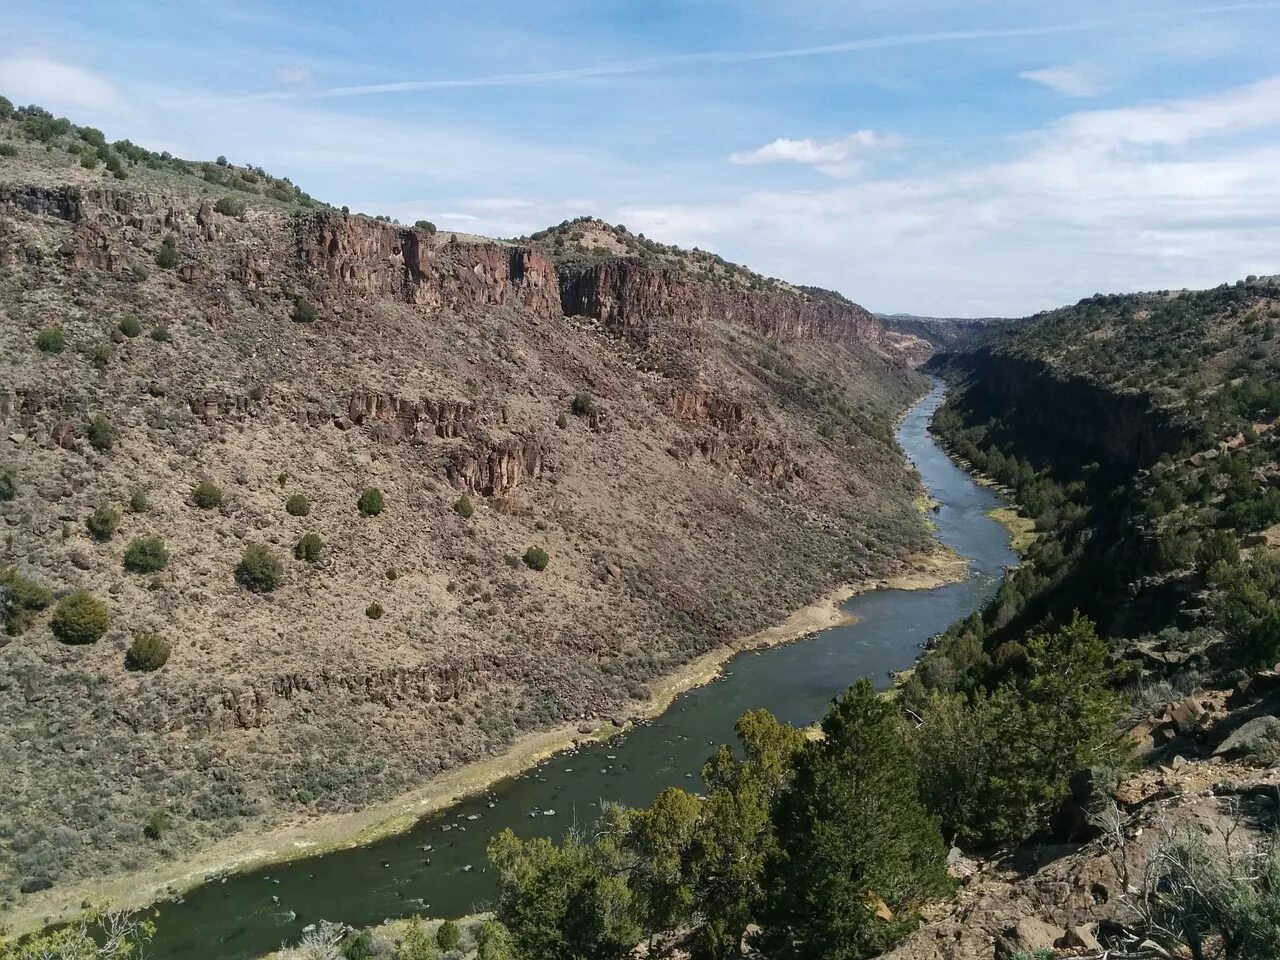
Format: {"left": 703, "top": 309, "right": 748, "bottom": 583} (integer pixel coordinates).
{"left": 3, "top": 1, "right": 1280, "bottom": 316}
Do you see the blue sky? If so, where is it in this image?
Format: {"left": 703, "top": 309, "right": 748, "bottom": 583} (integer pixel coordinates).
{"left": 3, "top": 1, "right": 1280, "bottom": 315}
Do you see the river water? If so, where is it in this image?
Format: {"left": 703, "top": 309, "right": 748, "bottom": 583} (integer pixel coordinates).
{"left": 146, "top": 382, "right": 1015, "bottom": 959}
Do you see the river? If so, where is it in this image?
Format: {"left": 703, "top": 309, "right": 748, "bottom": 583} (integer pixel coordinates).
{"left": 145, "top": 381, "right": 1015, "bottom": 959}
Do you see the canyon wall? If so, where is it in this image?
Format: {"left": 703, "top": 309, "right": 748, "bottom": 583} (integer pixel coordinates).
{"left": 559, "top": 258, "right": 884, "bottom": 344}
{"left": 3, "top": 188, "right": 892, "bottom": 353}
{"left": 931, "top": 349, "right": 1194, "bottom": 470}
{"left": 295, "top": 213, "right": 563, "bottom": 318}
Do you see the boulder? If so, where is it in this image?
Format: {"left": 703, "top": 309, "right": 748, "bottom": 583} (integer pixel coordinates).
{"left": 1164, "top": 697, "right": 1206, "bottom": 734}
{"left": 945, "top": 846, "right": 976, "bottom": 880}
{"left": 1214, "top": 715, "right": 1280, "bottom": 758}
{"left": 868, "top": 896, "right": 894, "bottom": 922}
{"left": 1062, "top": 923, "right": 1103, "bottom": 951}
{"left": 20, "top": 876, "right": 53, "bottom": 894}
{"left": 998, "top": 917, "right": 1063, "bottom": 959}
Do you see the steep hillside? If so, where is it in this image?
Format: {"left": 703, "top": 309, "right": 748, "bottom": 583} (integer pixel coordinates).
{"left": 925, "top": 279, "right": 1280, "bottom": 652}
{"left": 0, "top": 107, "right": 931, "bottom": 902}
{"left": 876, "top": 280, "right": 1280, "bottom": 960}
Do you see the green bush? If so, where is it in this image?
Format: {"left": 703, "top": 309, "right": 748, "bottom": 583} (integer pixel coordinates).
{"left": 191, "top": 481, "right": 223, "bottom": 509}
{"left": 295, "top": 532, "right": 325, "bottom": 563}
{"left": 144, "top": 809, "right": 168, "bottom": 840}
{"left": 80, "top": 151, "right": 99, "bottom": 169}
{"left": 50, "top": 590, "right": 110, "bottom": 644}
{"left": 415, "top": 219, "right": 437, "bottom": 234}
{"left": 358, "top": 487, "right": 385, "bottom": 517}
{"left": 556, "top": 413, "right": 568, "bottom": 429}
{"left": 397, "top": 917, "right": 437, "bottom": 960}
{"left": 118, "top": 314, "right": 142, "bottom": 338}
{"left": 0, "top": 142, "right": 17, "bottom": 158}
{"left": 91, "top": 343, "right": 113, "bottom": 368}
{"left": 36, "top": 327, "right": 66, "bottom": 354}
{"left": 1146, "top": 833, "right": 1280, "bottom": 960}
{"left": 343, "top": 930, "right": 376, "bottom": 960}
{"left": 435, "top": 920, "right": 460, "bottom": 952}
{"left": 523, "top": 546, "right": 550, "bottom": 571}
{"left": 571, "top": 392, "right": 595, "bottom": 416}
{"left": 150, "top": 325, "right": 171, "bottom": 342}
{"left": 123, "top": 536, "right": 169, "bottom": 573}
{"left": 0, "top": 470, "right": 17, "bottom": 502}
{"left": 292, "top": 297, "right": 318, "bottom": 323}
{"left": 366, "top": 601, "right": 384, "bottom": 620}
{"left": 87, "top": 413, "right": 113, "bottom": 451}
{"left": 0, "top": 567, "right": 53, "bottom": 635}
{"left": 286, "top": 493, "right": 310, "bottom": 517}
{"left": 454, "top": 494, "right": 474, "bottom": 519}
{"left": 237, "top": 544, "right": 283, "bottom": 592}
{"left": 213, "top": 196, "right": 245, "bottom": 217}
{"left": 155, "top": 237, "right": 178, "bottom": 269}
{"left": 475, "top": 921, "right": 514, "bottom": 960}
{"left": 129, "top": 489, "right": 149, "bottom": 513}
{"left": 127, "top": 632, "right": 171, "bottom": 671}
{"left": 86, "top": 503, "right": 121, "bottom": 541}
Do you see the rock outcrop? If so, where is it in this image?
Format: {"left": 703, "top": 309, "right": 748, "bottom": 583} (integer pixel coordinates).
{"left": 671, "top": 389, "right": 747, "bottom": 432}
{"left": 670, "top": 387, "right": 800, "bottom": 483}
{"left": 345, "top": 391, "right": 476, "bottom": 440}
{"left": 296, "top": 213, "right": 562, "bottom": 317}
{"left": 560, "top": 258, "right": 883, "bottom": 344}
{"left": 446, "top": 435, "right": 545, "bottom": 494}
{"left": 116, "top": 660, "right": 487, "bottom": 735}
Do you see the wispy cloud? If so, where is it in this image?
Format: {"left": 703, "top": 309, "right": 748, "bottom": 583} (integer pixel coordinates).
{"left": 1020, "top": 64, "right": 1107, "bottom": 97}
{"left": 162, "top": 3, "right": 1280, "bottom": 106}
{"left": 0, "top": 56, "right": 135, "bottom": 116}
{"left": 730, "top": 130, "right": 901, "bottom": 177}
{"left": 1053, "top": 73, "right": 1280, "bottom": 145}
{"left": 274, "top": 65, "right": 313, "bottom": 85}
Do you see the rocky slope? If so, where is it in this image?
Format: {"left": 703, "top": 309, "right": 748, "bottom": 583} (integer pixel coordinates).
{"left": 885, "top": 679, "right": 1280, "bottom": 960}
{"left": 0, "top": 113, "right": 929, "bottom": 903}
{"left": 899, "top": 278, "right": 1280, "bottom": 959}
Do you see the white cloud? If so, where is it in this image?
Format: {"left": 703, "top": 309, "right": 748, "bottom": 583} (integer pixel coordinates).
{"left": 0, "top": 56, "right": 134, "bottom": 115}
{"left": 729, "top": 130, "right": 901, "bottom": 177}
{"left": 1053, "top": 73, "right": 1280, "bottom": 146}
{"left": 612, "top": 74, "right": 1280, "bottom": 316}
{"left": 1019, "top": 64, "right": 1107, "bottom": 97}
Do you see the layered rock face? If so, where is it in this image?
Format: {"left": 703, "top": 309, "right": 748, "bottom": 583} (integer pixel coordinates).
{"left": 559, "top": 258, "right": 883, "bottom": 344}
{"left": 344, "top": 392, "right": 476, "bottom": 440}
{"left": 2, "top": 188, "right": 891, "bottom": 351}
{"left": 446, "top": 436, "right": 545, "bottom": 495}
{"left": 297, "top": 213, "right": 562, "bottom": 317}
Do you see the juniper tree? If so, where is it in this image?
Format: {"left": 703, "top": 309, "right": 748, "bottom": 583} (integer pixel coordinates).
{"left": 761, "top": 679, "right": 952, "bottom": 960}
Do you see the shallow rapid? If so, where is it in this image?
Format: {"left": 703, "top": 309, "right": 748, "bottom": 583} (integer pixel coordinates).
{"left": 147, "top": 381, "right": 1015, "bottom": 959}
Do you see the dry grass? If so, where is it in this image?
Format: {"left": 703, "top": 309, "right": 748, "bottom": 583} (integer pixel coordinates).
{"left": 986, "top": 506, "right": 1038, "bottom": 554}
